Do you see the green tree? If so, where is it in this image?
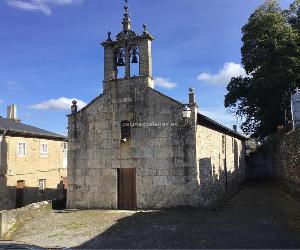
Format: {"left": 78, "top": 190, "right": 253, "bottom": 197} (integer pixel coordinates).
{"left": 225, "top": 0, "right": 300, "bottom": 139}
{"left": 286, "top": 0, "right": 300, "bottom": 85}
{"left": 285, "top": 0, "right": 300, "bottom": 32}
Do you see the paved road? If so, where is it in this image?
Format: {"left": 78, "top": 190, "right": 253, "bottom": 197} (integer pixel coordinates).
{"left": 10, "top": 182, "right": 300, "bottom": 249}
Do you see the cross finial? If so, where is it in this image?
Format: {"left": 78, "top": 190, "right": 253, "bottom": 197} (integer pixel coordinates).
{"left": 124, "top": 0, "right": 128, "bottom": 13}
{"left": 107, "top": 31, "right": 112, "bottom": 41}
{"left": 143, "top": 24, "right": 148, "bottom": 34}
{"left": 122, "top": 0, "right": 131, "bottom": 31}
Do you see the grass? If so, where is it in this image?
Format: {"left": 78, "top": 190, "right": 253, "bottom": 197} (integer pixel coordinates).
{"left": 2, "top": 223, "right": 21, "bottom": 240}
{"left": 48, "top": 232, "right": 66, "bottom": 240}
{"left": 62, "top": 222, "right": 87, "bottom": 230}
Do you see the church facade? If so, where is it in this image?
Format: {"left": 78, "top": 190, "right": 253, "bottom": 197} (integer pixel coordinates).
{"left": 67, "top": 2, "right": 246, "bottom": 210}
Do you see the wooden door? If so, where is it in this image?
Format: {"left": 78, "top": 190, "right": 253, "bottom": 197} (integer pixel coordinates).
{"left": 117, "top": 168, "right": 136, "bottom": 210}
{"left": 16, "top": 180, "right": 25, "bottom": 208}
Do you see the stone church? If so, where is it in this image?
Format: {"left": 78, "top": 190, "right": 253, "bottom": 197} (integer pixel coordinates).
{"left": 67, "top": 2, "right": 246, "bottom": 210}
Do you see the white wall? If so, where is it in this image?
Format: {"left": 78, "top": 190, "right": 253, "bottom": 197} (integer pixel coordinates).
{"left": 291, "top": 90, "right": 300, "bottom": 129}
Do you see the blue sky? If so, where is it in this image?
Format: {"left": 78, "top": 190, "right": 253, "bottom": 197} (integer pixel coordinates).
{"left": 0, "top": 0, "right": 293, "bottom": 135}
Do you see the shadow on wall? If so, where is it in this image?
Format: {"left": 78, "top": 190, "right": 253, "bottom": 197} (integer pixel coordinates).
{"left": 246, "top": 136, "right": 280, "bottom": 181}
{"left": 0, "top": 185, "right": 66, "bottom": 211}
{"left": 234, "top": 140, "right": 239, "bottom": 171}
{"left": 0, "top": 136, "right": 11, "bottom": 210}
{"left": 198, "top": 154, "right": 244, "bottom": 207}
{"left": 0, "top": 136, "right": 8, "bottom": 189}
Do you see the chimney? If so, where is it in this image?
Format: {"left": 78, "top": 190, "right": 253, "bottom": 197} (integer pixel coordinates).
{"left": 7, "top": 104, "right": 21, "bottom": 122}
{"left": 233, "top": 125, "right": 237, "bottom": 132}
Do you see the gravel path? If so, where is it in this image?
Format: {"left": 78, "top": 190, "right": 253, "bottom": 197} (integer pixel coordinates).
{"left": 10, "top": 182, "right": 300, "bottom": 249}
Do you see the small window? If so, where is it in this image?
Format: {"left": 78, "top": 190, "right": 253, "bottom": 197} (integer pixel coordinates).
{"left": 40, "top": 143, "right": 48, "bottom": 157}
{"left": 222, "top": 135, "right": 225, "bottom": 154}
{"left": 38, "top": 179, "right": 46, "bottom": 192}
{"left": 17, "top": 142, "right": 26, "bottom": 157}
{"left": 121, "top": 120, "right": 131, "bottom": 140}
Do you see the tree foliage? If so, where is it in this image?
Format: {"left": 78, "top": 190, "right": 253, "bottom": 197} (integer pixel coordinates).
{"left": 225, "top": 0, "right": 300, "bottom": 139}
{"left": 285, "top": 0, "right": 300, "bottom": 32}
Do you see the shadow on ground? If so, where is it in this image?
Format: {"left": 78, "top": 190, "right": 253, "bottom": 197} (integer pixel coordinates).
{"left": 10, "top": 182, "right": 300, "bottom": 249}
{"left": 76, "top": 182, "right": 300, "bottom": 249}
{"left": 0, "top": 241, "right": 44, "bottom": 249}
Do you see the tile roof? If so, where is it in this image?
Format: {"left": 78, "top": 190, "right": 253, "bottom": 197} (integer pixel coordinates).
{"left": 0, "top": 116, "right": 66, "bottom": 140}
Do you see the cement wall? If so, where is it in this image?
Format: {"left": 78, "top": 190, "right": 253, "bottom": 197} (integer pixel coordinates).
{"left": 0, "top": 201, "right": 51, "bottom": 238}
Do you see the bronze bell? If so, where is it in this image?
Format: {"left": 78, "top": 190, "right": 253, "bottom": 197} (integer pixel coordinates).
{"left": 117, "top": 56, "right": 125, "bottom": 66}
{"left": 131, "top": 54, "right": 138, "bottom": 64}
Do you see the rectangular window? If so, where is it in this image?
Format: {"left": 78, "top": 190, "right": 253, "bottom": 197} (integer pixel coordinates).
{"left": 121, "top": 121, "right": 131, "bottom": 140}
{"left": 38, "top": 179, "right": 46, "bottom": 191}
{"left": 40, "top": 143, "right": 48, "bottom": 157}
{"left": 17, "top": 142, "right": 26, "bottom": 157}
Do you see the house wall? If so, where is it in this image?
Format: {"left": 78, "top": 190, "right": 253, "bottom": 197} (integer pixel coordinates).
{"left": 0, "top": 135, "right": 66, "bottom": 210}
{"left": 196, "top": 125, "right": 246, "bottom": 206}
{"left": 67, "top": 77, "right": 200, "bottom": 209}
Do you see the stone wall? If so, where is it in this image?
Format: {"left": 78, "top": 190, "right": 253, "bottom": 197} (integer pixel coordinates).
{"left": 67, "top": 77, "right": 199, "bottom": 209}
{"left": 246, "top": 137, "right": 279, "bottom": 181}
{"left": 278, "top": 126, "right": 300, "bottom": 194}
{"left": 0, "top": 135, "right": 66, "bottom": 210}
{"left": 67, "top": 76, "right": 247, "bottom": 209}
{"left": 196, "top": 125, "right": 246, "bottom": 206}
{"left": 0, "top": 201, "right": 51, "bottom": 238}
{"left": 246, "top": 126, "right": 300, "bottom": 195}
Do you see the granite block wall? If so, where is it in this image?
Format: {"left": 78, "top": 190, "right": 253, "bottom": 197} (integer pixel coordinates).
{"left": 67, "top": 77, "right": 199, "bottom": 209}
{"left": 196, "top": 125, "right": 246, "bottom": 206}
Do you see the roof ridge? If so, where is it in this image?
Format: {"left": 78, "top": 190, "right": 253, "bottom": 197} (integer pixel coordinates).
{"left": 197, "top": 113, "right": 246, "bottom": 140}
{"left": 0, "top": 117, "right": 66, "bottom": 139}
{"left": 70, "top": 93, "right": 104, "bottom": 116}
{"left": 150, "top": 88, "right": 183, "bottom": 106}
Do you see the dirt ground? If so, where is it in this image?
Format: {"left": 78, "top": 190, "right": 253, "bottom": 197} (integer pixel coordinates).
{"left": 8, "top": 182, "right": 300, "bottom": 249}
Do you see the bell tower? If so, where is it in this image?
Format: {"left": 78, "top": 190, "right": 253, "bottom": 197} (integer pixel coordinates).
{"left": 101, "top": 0, "right": 154, "bottom": 88}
